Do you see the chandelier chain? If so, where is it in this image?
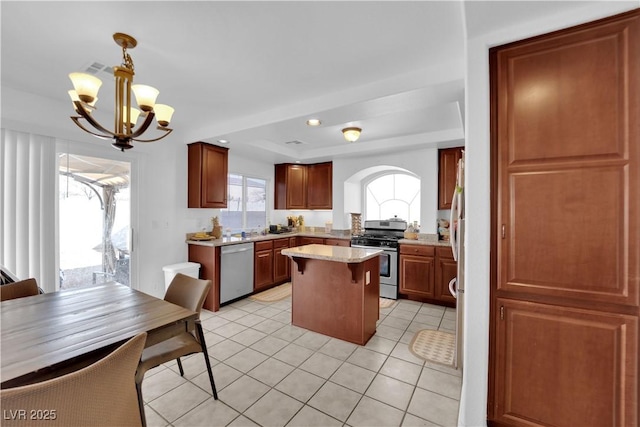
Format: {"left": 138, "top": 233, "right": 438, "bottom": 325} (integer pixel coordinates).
{"left": 122, "top": 46, "right": 134, "bottom": 72}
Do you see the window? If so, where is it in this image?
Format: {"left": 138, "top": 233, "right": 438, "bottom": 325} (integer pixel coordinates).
{"left": 365, "top": 173, "right": 420, "bottom": 223}
{"left": 220, "top": 174, "right": 267, "bottom": 233}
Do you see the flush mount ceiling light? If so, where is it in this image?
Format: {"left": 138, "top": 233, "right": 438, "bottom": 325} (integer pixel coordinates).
{"left": 68, "top": 33, "right": 174, "bottom": 152}
{"left": 342, "top": 127, "right": 362, "bottom": 142}
{"left": 306, "top": 118, "right": 321, "bottom": 126}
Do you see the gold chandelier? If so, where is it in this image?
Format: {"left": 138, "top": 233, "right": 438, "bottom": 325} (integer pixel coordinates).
{"left": 68, "top": 33, "right": 174, "bottom": 151}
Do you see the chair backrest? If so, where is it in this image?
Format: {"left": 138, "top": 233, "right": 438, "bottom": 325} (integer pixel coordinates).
{"left": 0, "top": 332, "right": 147, "bottom": 427}
{"left": 0, "top": 278, "right": 40, "bottom": 302}
{"left": 164, "top": 273, "right": 212, "bottom": 314}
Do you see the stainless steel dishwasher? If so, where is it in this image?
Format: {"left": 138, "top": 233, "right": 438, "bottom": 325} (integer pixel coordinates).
{"left": 220, "top": 243, "right": 254, "bottom": 304}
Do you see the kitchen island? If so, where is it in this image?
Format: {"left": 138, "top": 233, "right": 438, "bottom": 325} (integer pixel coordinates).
{"left": 281, "top": 244, "right": 382, "bottom": 345}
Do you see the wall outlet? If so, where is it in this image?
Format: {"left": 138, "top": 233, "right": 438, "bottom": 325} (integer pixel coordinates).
{"left": 366, "top": 271, "right": 370, "bottom": 285}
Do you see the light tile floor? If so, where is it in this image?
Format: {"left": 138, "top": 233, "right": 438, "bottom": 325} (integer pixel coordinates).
{"left": 141, "top": 296, "right": 461, "bottom": 427}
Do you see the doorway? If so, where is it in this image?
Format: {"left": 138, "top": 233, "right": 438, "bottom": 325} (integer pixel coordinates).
{"left": 58, "top": 153, "right": 131, "bottom": 289}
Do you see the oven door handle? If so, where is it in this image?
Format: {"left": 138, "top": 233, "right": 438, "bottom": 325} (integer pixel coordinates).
{"left": 351, "top": 244, "right": 371, "bottom": 249}
{"left": 351, "top": 244, "right": 397, "bottom": 252}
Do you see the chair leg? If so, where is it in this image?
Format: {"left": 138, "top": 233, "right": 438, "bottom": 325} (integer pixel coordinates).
{"left": 195, "top": 321, "right": 218, "bottom": 400}
{"left": 135, "top": 381, "right": 147, "bottom": 427}
{"left": 176, "top": 357, "right": 184, "bottom": 376}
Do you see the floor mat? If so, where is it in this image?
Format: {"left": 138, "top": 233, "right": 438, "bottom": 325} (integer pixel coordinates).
{"left": 409, "top": 329, "right": 455, "bottom": 367}
{"left": 249, "top": 282, "right": 292, "bottom": 302}
{"left": 379, "top": 298, "right": 396, "bottom": 308}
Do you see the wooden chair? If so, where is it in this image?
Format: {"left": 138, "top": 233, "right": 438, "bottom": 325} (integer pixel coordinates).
{"left": 0, "top": 278, "right": 40, "bottom": 302}
{"left": 0, "top": 332, "right": 147, "bottom": 427}
{"left": 135, "top": 274, "right": 217, "bottom": 425}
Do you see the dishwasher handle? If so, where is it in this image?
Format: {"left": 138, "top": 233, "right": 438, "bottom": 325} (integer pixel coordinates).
{"left": 221, "top": 244, "right": 254, "bottom": 255}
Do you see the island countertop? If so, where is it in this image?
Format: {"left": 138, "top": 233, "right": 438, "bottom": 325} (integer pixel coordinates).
{"left": 281, "top": 244, "right": 382, "bottom": 263}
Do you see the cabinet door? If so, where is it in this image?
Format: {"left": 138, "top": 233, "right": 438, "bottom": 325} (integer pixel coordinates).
{"left": 435, "top": 247, "right": 457, "bottom": 305}
{"left": 187, "top": 142, "right": 228, "bottom": 208}
{"left": 399, "top": 254, "right": 434, "bottom": 298}
{"left": 254, "top": 250, "right": 273, "bottom": 291}
{"left": 494, "top": 298, "right": 638, "bottom": 427}
{"left": 286, "top": 165, "right": 307, "bottom": 209}
{"left": 324, "top": 238, "right": 350, "bottom": 247}
{"left": 438, "top": 147, "right": 462, "bottom": 210}
{"left": 273, "top": 239, "right": 290, "bottom": 283}
{"left": 299, "top": 237, "right": 324, "bottom": 246}
{"left": 307, "top": 162, "right": 333, "bottom": 209}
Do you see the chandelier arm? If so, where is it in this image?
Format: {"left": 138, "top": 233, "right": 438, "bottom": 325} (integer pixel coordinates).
{"left": 70, "top": 117, "right": 116, "bottom": 140}
{"left": 128, "top": 112, "right": 155, "bottom": 139}
{"left": 73, "top": 101, "right": 117, "bottom": 138}
{"left": 132, "top": 128, "right": 173, "bottom": 143}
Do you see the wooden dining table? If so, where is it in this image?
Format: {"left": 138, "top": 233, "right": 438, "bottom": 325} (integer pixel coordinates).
{"left": 1, "top": 282, "right": 197, "bottom": 389}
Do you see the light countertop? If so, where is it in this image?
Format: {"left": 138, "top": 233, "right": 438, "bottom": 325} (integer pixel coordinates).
{"left": 399, "top": 238, "right": 451, "bottom": 247}
{"left": 186, "top": 231, "right": 350, "bottom": 247}
{"left": 281, "top": 244, "right": 382, "bottom": 263}
{"left": 186, "top": 231, "right": 452, "bottom": 248}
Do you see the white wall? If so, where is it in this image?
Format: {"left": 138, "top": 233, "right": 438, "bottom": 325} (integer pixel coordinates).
{"left": 459, "top": 2, "right": 638, "bottom": 426}
{"left": 332, "top": 147, "right": 443, "bottom": 233}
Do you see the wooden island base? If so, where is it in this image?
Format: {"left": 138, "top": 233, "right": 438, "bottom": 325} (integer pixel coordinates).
{"left": 288, "top": 254, "right": 380, "bottom": 346}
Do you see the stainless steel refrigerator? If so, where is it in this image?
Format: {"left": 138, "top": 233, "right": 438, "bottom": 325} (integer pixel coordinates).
{"left": 449, "top": 150, "right": 465, "bottom": 369}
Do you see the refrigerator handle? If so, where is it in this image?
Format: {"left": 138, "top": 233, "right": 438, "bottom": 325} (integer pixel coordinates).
{"left": 450, "top": 188, "right": 458, "bottom": 262}
{"left": 448, "top": 277, "right": 457, "bottom": 298}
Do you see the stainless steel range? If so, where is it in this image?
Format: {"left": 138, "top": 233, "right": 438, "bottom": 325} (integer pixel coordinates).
{"left": 351, "top": 217, "right": 407, "bottom": 300}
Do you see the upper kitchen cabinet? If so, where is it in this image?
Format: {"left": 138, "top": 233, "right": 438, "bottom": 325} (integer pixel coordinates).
{"left": 307, "top": 162, "right": 333, "bottom": 209}
{"left": 188, "top": 142, "right": 229, "bottom": 208}
{"left": 275, "top": 162, "right": 332, "bottom": 210}
{"left": 438, "top": 147, "right": 463, "bottom": 210}
{"left": 275, "top": 164, "right": 307, "bottom": 209}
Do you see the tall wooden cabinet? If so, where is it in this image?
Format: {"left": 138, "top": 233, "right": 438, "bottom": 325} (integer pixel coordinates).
{"left": 188, "top": 142, "right": 228, "bottom": 208}
{"left": 489, "top": 10, "right": 639, "bottom": 426}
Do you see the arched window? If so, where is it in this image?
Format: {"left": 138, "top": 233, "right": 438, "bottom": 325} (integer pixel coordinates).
{"left": 364, "top": 173, "right": 420, "bottom": 223}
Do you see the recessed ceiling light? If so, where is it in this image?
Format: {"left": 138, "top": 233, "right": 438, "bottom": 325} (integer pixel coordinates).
{"left": 306, "top": 118, "right": 321, "bottom": 126}
{"left": 217, "top": 139, "right": 229, "bottom": 144}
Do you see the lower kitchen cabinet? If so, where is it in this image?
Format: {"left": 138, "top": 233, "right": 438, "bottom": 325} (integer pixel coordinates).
{"left": 299, "top": 237, "right": 324, "bottom": 246}
{"left": 273, "top": 238, "right": 290, "bottom": 284}
{"left": 324, "top": 238, "right": 350, "bottom": 247}
{"left": 254, "top": 241, "right": 273, "bottom": 291}
{"left": 399, "top": 245, "right": 435, "bottom": 299}
{"left": 493, "top": 298, "right": 638, "bottom": 426}
{"left": 188, "top": 244, "right": 221, "bottom": 312}
{"left": 399, "top": 244, "right": 457, "bottom": 307}
{"left": 435, "top": 246, "right": 457, "bottom": 305}
{"left": 255, "top": 238, "right": 292, "bottom": 292}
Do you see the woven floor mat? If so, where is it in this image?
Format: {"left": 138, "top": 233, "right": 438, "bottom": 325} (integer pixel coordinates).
{"left": 379, "top": 298, "right": 396, "bottom": 308}
{"left": 409, "top": 329, "right": 455, "bottom": 367}
{"left": 249, "top": 282, "right": 292, "bottom": 302}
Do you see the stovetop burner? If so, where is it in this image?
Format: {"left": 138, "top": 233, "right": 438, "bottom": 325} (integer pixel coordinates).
{"left": 350, "top": 217, "right": 407, "bottom": 249}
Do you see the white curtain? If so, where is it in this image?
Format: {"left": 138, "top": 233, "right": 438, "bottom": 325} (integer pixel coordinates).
{"left": 1, "top": 128, "right": 57, "bottom": 292}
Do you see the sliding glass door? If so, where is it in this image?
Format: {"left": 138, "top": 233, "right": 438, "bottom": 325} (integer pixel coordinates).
{"left": 58, "top": 153, "right": 131, "bottom": 289}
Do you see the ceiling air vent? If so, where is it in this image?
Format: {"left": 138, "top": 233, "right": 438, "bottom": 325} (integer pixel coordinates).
{"left": 285, "top": 140, "right": 306, "bottom": 145}
{"left": 83, "top": 62, "right": 112, "bottom": 76}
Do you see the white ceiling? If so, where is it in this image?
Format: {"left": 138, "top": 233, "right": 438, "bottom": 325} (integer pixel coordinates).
{"left": 1, "top": 1, "right": 632, "bottom": 163}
